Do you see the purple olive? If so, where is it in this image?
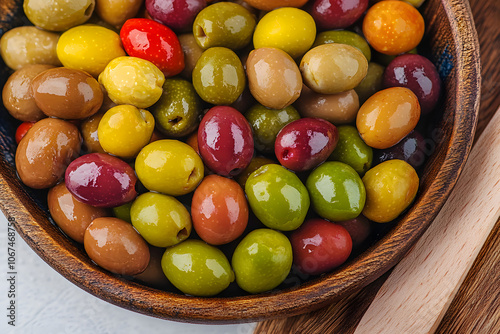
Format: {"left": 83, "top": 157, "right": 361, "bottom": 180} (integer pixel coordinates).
{"left": 146, "top": 0, "right": 206, "bottom": 33}
{"left": 373, "top": 130, "right": 427, "bottom": 169}
{"left": 308, "top": 0, "right": 369, "bottom": 30}
{"left": 275, "top": 118, "right": 339, "bottom": 172}
{"left": 383, "top": 54, "right": 442, "bottom": 114}
{"left": 65, "top": 153, "right": 138, "bottom": 207}
{"left": 198, "top": 106, "right": 254, "bottom": 176}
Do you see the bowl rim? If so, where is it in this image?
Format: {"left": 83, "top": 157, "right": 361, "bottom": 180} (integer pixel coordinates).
{"left": 0, "top": 0, "right": 481, "bottom": 324}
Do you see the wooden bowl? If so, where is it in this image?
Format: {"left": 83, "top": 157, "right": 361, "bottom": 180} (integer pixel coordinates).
{"left": 0, "top": 0, "right": 480, "bottom": 324}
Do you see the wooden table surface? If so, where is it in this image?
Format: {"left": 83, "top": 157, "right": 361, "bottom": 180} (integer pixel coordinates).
{"left": 255, "top": 0, "right": 500, "bottom": 332}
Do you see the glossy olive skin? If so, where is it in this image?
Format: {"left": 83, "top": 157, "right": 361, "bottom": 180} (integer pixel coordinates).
{"left": 96, "top": 0, "right": 143, "bottom": 27}
{"left": 131, "top": 192, "right": 192, "bottom": 248}
{"left": 253, "top": 8, "right": 316, "bottom": 59}
{"left": 275, "top": 118, "right": 339, "bottom": 172}
{"left": 135, "top": 139, "right": 204, "bottom": 196}
{"left": 48, "top": 182, "right": 109, "bottom": 243}
{"left": 98, "top": 56, "right": 165, "bottom": 109}
{"left": 306, "top": 161, "right": 366, "bottom": 221}
{"left": 245, "top": 164, "right": 310, "bottom": 231}
{"left": 362, "top": 159, "right": 419, "bottom": 223}
{"left": 0, "top": 26, "right": 61, "bottom": 70}
{"left": 32, "top": 67, "right": 103, "bottom": 120}
{"left": 245, "top": 104, "right": 300, "bottom": 154}
{"left": 65, "top": 153, "right": 138, "bottom": 208}
{"left": 193, "top": 2, "right": 256, "bottom": 50}
{"left": 246, "top": 47, "right": 302, "bottom": 110}
{"left": 373, "top": 130, "right": 427, "bottom": 170}
{"left": 294, "top": 86, "right": 359, "bottom": 125}
{"left": 98, "top": 105, "right": 155, "bottom": 159}
{"left": 146, "top": 0, "right": 206, "bottom": 33}
{"left": 80, "top": 113, "right": 105, "bottom": 154}
{"left": 329, "top": 125, "right": 373, "bottom": 175}
{"left": 198, "top": 106, "right": 254, "bottom": 176}
{"left": 151, "top": 78, "right": 202, "bottom": 138}
{"left": 84, "top": 217, "right": 150, "bottom": 275}
{"left": 384, "top": 54, "right": 442, "bottom": 114}
{"left": 16, "top": 118, "right": 81, "bottom": 189}
{"left": 290, "top": 218, "right": 352, "bottom": 275}
{"left": 57, "top": 25, "right": 126, "bottom": 77}
{"left": 192, "top": 47, "right": 245, "bottom": 105}
{"left": 300, "top": 43, "right": 368, "bottom": 94}
{"left": 313, "top": 30, "right": 371, "bottom": 62}
{"left": 232, "top": 229, "right": 293, "bottom": 294}
{"left": 161, "top": 239, "right": 234, "bottom": 296}
{"left": 356, "top": 87, "right": 421, "bottom": 149}
{"left": 24, "top": 0, "right": 95, "bottom": 31}
{"left": 2, "top": 64, "right": 53, "bottom": 122}
{"left": 192, "top": 175, "right": 249, "bottom": 245}
{"left": 309, "top": 0, "right": 369, "bottom": 30}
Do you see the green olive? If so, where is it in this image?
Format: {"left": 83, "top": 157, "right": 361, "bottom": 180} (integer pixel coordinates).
{"left": 232, "top": 229, "right": 292, "bottom": 294}
{"left": 193, "top": 2, "right": 256, "bottom": 50}
{"left": 192, "top": 47, "right": 245, "bottom": 105}
{"left": 161, "top": 240, "right": 234, "bottom": 296}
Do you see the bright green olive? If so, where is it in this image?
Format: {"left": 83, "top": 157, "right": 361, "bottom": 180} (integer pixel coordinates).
{"left": 245, "top": 164, "right": 309, "bottom": 231}
{"left": 161, "top": 239, "right": 234, "bottom": 296}
{"left": 232, "top": 229, "right": 292, "bottom": 294}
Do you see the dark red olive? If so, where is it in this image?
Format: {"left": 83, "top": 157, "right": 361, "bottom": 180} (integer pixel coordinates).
{"left": 308, "top": 0, "right": 369, "bottom": 30}
{"left": 373, "top": 130, "right": 427, "bottom": 169}
{"left": 275, "top": 118, "right": 339, "bottom": 172}
{"left": 198, "top": 106, "right": 254, "bottom": 176}
{"left": 383, "top": 54, "right": 442, "bottom": 114}
{"left": 65, "top": 153, "right": 138, "bottom": 207}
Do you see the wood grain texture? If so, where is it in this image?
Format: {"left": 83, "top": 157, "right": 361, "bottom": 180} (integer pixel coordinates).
{"left": 0, "top": 0, "right": 481, "bottom": 324}
{"left": 353, "top": 106, "right": 500, "bottom": 333}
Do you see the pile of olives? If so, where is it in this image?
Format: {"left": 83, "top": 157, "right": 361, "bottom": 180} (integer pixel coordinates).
{"left": 1, "top": 0, "right": 442, "bottom": 297}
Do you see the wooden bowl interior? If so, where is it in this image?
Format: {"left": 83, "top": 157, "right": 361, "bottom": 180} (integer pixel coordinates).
{"left": 0, "top": 0, "right": 480, "bottom": 324}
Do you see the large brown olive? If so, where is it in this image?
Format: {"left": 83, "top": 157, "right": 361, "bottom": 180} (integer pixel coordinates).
{"left": 2, "top": 64, "right": 54, "bottom": 122}
{"left": 246, "top": 47, "right": 302, "bottom": 110}
{"left": 32, "top": 67, "right": 103, "bottom": 120}
{"left": 294, "top": 86, "right": 360, "bottom": 125}
{"left": 84, "top": 217, "right": 150, "bottom": 275}
{"left": 15, "top": 118, "right": 81, "bottom": 189}
{"left": 48, "top": 182, "right": 109, "bottom": 243}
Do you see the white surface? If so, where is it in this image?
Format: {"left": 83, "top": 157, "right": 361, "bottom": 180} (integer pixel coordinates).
{"left": 0, "top": 212, "right": 257, "bottom": 334}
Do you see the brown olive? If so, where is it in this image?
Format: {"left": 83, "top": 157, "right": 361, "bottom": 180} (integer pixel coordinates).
{"left": 48, "top": 182, "right": 109, "bottom": 243}
{"left": 0, "top": 26, "right": 61, "bottom": 70}
{"left": 84, "top": 217, "right": 150, "bottom": 275}
{"left": 133, "top": 246, "right": 173, "bottom": 289}
{"left": 32, "top": 67, "right": 103, "bottom": 120}
{"left": 294, "top": 86, "right": 360, "bottom": 125}
{"left": 15, "top": 118, "right": 81, "bottom": 189}
{"left": 246, "top": 47, "right": 302, "bottom": 109}
{"left": 2, "top": 64, "right": 54, "bottom": 122}
{"left": 178, "top": 33, "right": 204, "bottom": 80}
{"left": 80, "top": 113, "right": 106, "bottom": 154}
